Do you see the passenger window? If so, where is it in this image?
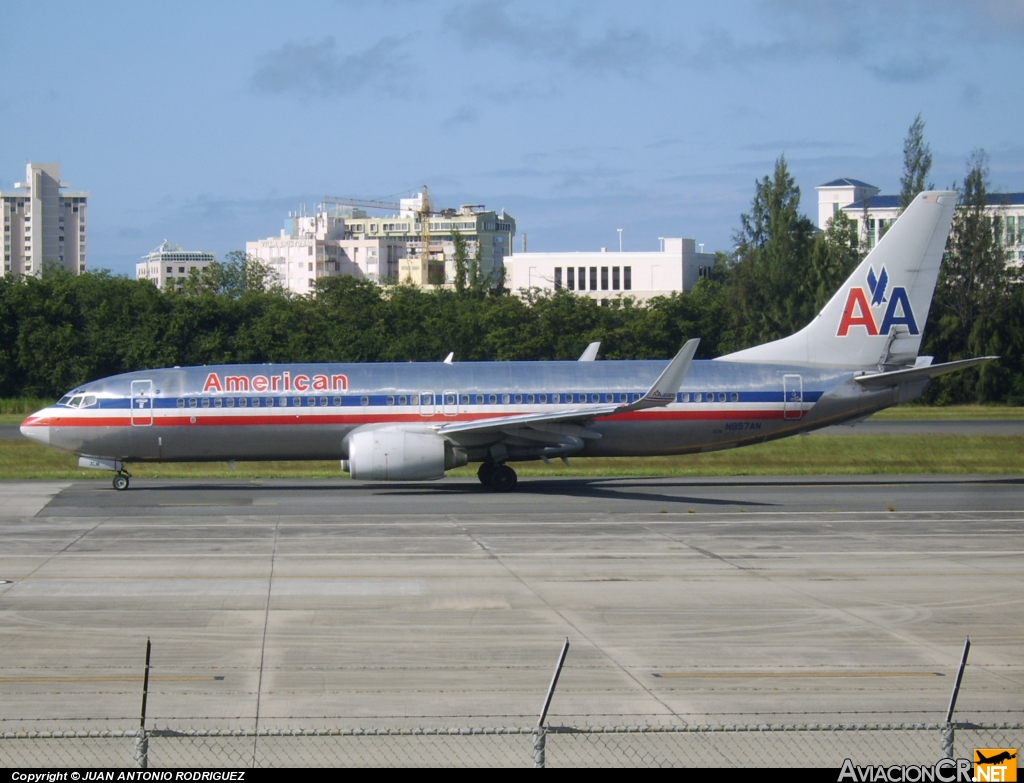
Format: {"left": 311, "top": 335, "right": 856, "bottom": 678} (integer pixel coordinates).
{"left": 475, "top": 395, "right": 483, "bottom": 404}
{"left": 202, "top": 398, "right": 210, "bottom": 408}
{"left": 177, "top": 399, "right": 185, "bottom": 408}
{"left": 252, "top": 397, "right": 260, "bottom": 407}
{"left": 308, "top": 397, "right": 315, "bottom": 406}
{"left": 214, "top": 398, "right": 223, "bottom": 408}
{"left": 332, "top": 397, "right": 341, "bottom": 406}
{"left": 527, "top": 394, "right": 535, "bottom": 404}
{"left": 226, "top": 398, "right": 235, "bottom": 408}
{"left": 460, "top": 394, "right": 470, "bottom": 405}
{"left": 692, "top": 393, "right": 701, "bottom": 403}
{"left": 445, "top": 394, "right": 456, "bottom": 405}
{"left": 502, "top": 394, "right": 510, "bottom": 404}
{"left": 293, "top": 397, "right": 301, "bottom": 406}
{"left": 680, "top": 393, "right": 689, "bottom": 403}
{"left": 320, "top": 397, "right": 327, "bottom": 406}
{"left": 360, "top": 396, "right": 369, "bottom": 406}
{"left": 706, "top": 392, "right": 714, "bottom": 401}
{"left": 731, "top": 392, "right": 739, "bottom": 402}
{"left": 399, "top": 395, "right": 407, "bottom": 405}
{"left": 239, "top": 397, "right": 247, "bottom": 407}
{"left": 411, "top": 395, "right": 419, "bottom": 405}
{"left": 539, "top": 394, "right": 547, "bottom": 404}
{"left": 387, "top": 396, "right": 395, "bottom": 406}
{"left": 489, "top": 394, "right": 497, "bottom": 404}
{"left": 718, "top": 393, "right": 727, "bottom": 403}
{"left": 189, "top": 398, "right": 198, "bottom": 408}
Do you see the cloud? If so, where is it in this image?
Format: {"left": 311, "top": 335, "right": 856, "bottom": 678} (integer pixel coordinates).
{"left": 442, "top": 105, "right": 479, "bottom": 128}
{"left": 252, "top": 36, "right": 407, "bottom": 98}
{"left": 741, "top": 139, "right": 854, "bottom": 152}
{"left": 445, "top": 1, "right": 661, "bottom": 76}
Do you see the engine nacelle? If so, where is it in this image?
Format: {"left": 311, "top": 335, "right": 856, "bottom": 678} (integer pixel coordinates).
{"left": 342, "top": 429, "right": 465, "bottom": 481}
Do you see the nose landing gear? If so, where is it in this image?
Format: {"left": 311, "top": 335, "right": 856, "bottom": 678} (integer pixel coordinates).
{"left": 112, "top": 469, "right": 131, "bottom": 491}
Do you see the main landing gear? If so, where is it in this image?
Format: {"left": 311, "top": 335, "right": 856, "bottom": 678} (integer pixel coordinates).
{"left": 112, "top": 469, "right": 132, "bottom": 491}
{"left": 477, "top": 461, "right": 518, "bottom": 492}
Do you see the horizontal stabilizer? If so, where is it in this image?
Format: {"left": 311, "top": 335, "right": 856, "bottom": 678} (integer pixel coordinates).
{"left": 853, "top": 356, "right": 997, "bottom": 389}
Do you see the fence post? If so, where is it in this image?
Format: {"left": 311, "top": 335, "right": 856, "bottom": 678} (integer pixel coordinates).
{"left": 942, "top": 636, "right": 970, "bottom": 759}
{"left": 532, "top": 727, "right": 546, "bottom": 768}
{"left": 136, "top": 638, "right": 152, "bottom": 769}
{"left": 533, "top": 637, "right": 570, "bottom": 768}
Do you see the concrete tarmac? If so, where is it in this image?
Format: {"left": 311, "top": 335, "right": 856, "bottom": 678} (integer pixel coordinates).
{"left": 0, "top": 475, "right": 1021, "bottom": 731}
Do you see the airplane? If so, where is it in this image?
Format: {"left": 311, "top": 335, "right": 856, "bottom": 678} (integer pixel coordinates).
{"left": 20, "top": 190, "right": 995, "bottom": 492}
{"left": 976, "top": 751, "right": 1016, "bottom": 765}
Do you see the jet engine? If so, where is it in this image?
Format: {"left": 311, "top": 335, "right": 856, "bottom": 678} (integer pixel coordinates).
{"left": 341, "top": 428, "right": 466, "bottom": 481}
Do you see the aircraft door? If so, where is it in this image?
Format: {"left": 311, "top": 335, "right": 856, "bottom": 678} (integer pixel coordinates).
{"left": 783, "top": 374, "right": 803, "bottom": 420}
{"left": 131, "top": 380, "right": 154, "bottom": 426}
{"left": 419, "top": 391, "right": 435, "bottom": 417}
{"left": 442, "top": 390, "right": 458, "bottom": 417}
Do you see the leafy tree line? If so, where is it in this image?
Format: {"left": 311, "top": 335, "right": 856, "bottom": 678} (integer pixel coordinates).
{"left": 1, "top": 119, "right": 1020, "bottom": 403}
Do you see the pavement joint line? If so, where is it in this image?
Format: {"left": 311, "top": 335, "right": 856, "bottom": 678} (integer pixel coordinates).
{"left": 445, "top": 514, "right": 686, "bottom": 722}
{"left": 252, "top": 518, "right": 280, "bottom": 741}
{"left": 651, "top": 671, "right": 944, "bottom": 678}
{"left": 0, "top": 676, "right": 225, "bottom": 682}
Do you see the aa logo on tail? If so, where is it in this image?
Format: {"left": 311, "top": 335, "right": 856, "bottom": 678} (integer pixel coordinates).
{"left": 837, "top": 265, "right": 919, "bottom": 337}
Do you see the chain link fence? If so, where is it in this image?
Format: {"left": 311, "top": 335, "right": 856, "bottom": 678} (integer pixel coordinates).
{"left": 2, "top": 722, "right": 1020, "bottom": 768}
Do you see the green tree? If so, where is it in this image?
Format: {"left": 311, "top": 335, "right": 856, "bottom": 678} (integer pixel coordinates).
{"left": 808, "top": 210, "right": 863, "bottom": 312}
{"left": 723, "top": 155, "right": 817, "bottom": 350}
{"left": 899, "top": 113, "right": 934, "bottom": 211}
{"left": 924, "top": 150, "right": 1017, "bottom": 403}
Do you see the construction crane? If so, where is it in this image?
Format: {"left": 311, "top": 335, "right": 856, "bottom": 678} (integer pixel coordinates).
{"left": 322, "top": 186, "right": 446, "bottom": 285}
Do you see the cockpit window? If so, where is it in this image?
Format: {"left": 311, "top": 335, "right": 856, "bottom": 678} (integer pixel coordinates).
{"left": 81, "top": 396, "right": 97, "bottom": 408}
{"left": 58, "top": 396, "right": 72, "bottom": 406}
{"left": 69, "top": 396, "right": 83, "bottom": 407}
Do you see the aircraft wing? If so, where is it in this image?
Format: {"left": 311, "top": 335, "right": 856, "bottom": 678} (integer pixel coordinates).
{"left": 436, "top": 339, "right": 699, "bottom": 440}
{"left": 853, "top": 356, "right": 997, "bottom": 390}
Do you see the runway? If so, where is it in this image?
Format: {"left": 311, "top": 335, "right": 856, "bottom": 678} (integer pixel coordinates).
{"left": 0, "top": 475, "right": 1021, "bottom": 731}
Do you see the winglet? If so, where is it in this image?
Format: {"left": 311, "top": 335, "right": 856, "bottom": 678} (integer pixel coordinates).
{"left": 578, "top": 342, "right": 600, "bottom": 362}
{"left": 621, "top": 339, "right": 699, "bottom": 411}
{"left": 443, "top": 352, "right": 454, "bottom": 364}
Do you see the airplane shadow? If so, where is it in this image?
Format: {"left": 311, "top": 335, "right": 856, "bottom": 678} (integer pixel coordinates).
{"left": 92, "top": 477, "right": 775, "bottom": 508}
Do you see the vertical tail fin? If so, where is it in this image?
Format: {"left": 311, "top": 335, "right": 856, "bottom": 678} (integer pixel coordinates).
{"left": 720, "top": 190, "right": 958, "bottom": 368}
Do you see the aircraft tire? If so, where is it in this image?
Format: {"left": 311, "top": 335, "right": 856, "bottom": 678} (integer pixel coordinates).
{"left": 477, "top": 462, "right": 495, "bottom": 486}
{"left": 112, "top": 474, "right": 129, "bottom": 491}
{"left": 488, "top": 465, "right": 517, "bottom": 492}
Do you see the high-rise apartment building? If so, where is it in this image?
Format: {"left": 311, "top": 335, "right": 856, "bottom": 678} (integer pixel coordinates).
{"left": 2, "top": 163, "right": 88, "bottom": 276}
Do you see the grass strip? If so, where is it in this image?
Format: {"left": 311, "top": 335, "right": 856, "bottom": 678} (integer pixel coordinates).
{"left": 1, "top": 435, "right": 1021, "bottom": 480}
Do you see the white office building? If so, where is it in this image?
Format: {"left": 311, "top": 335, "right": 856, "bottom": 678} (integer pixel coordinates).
{"left": 136, "top": 241, "right": 216, "bottom": 289}
{"left": 818, "top": 178, "right": 1024, "bottom": 262}
{"left": 505, "top": 238, "right": 716, "bottom": 301}
{"left": 2, "top": 162, "right": 88, "bottom": 277}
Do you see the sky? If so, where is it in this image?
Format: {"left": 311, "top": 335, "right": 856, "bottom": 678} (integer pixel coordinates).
{"left": 2, "top": 0, "right": 1023, "bottom": 276}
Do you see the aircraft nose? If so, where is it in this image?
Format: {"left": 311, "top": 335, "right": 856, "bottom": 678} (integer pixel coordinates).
{"left": 20, "top": 416, "right": 50, "bottom": 446}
